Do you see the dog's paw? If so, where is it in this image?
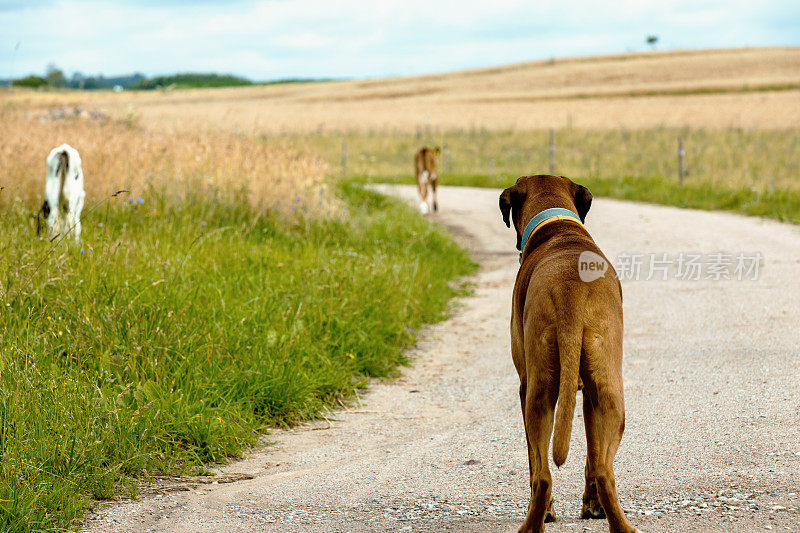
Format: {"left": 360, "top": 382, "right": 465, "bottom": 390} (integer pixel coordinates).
{"left": 544, "top": 498, "right": 557, "bottom": 523}
{"left": 580, "top": 500, "right": 606, "bottom": 519}
{"left": 581, "top": 481, "right": 605, "bottom": 519}
{"left": 419, "top": 201, "right": 429, "bottom": 215}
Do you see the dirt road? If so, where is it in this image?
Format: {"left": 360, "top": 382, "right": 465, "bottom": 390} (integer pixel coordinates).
{"left": 84, "top": 185, "right": 800, "bottom": 532}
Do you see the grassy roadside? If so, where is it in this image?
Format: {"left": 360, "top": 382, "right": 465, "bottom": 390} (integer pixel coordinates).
{"left": 0, "top": 183, "right": 476, "bottom": 532}
{"left": 357, "top": 173, "right": 800, "bottom": 225}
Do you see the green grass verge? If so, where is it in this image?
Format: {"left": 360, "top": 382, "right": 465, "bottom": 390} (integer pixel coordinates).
{"left": 356, "top": 173, "right": 800, "bottom": 225}
{"left": 0, "top": 183, "right": 476, "bottom": 532}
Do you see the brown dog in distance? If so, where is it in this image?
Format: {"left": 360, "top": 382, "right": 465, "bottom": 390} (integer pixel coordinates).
{"left": 414, "top": 146, "right": 439, "bottom": 214}
{"left": 500, "top": 175, "right": 637, "bottom": 533}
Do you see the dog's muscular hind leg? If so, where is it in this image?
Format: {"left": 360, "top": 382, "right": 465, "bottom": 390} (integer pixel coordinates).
{"left": 581, "top": 391, "right": 605, "bottom": 519}
{"left": 583, "top": 387, "right": 638, "bottom": 533}
{"left": 519, "top": 381, "right": 556, "bottom": 533}
{"left": 518, "top": 381, "right": 556, "bottom": 528}
{"left": 581, "top": 392, "right": 605, "bottom": 519}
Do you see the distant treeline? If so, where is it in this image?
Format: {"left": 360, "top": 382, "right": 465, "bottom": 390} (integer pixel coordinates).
{"left": 3, "top": 64, "right": 334, "bottom": 91}
{"left": 131, "top": 73, "right": 253, "bottom": 90}
{"left": 6, "top": 65, "right": 149, "bottom": 90}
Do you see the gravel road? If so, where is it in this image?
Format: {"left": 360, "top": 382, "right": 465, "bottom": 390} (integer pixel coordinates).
{"left": 84, "top": 185, "right": 800, "bottom": 533}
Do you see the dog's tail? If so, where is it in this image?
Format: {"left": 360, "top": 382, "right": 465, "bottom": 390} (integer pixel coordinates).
{"left": 57, "top": 149, "right": 69, "bottom": 208}
{"left": 552, "top": 285, "right": 586, "bottom": 467}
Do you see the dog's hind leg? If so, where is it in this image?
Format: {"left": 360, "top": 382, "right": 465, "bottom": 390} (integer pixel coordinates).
{"left": 430, "top": 177, "right": 438, "bottom": 212}
{"left": 519, "top": 381, "right": 557, "bottom": 527}
{"left": 417, "top": 172, "right": 429, "bottom": 214}
{"left": 581, "top": 392, "right": 606, "bottom": 519}
{"left": 68, "top": 191, "right": 85, "bottom": 243}
{"left": 519, "top": 377, "right": 557, "bottom": 533}
{"left": 582, "top": 383, "right": 637, "bottom": 533}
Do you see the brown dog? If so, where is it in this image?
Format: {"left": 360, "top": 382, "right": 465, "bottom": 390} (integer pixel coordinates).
{"left": 414, "top": 146, "right": 439, "bottom": 214}
{"left": 500, "top": 175, "right": 637, "bottom": 533}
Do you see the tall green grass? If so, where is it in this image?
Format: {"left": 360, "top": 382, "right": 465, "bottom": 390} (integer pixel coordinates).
{"left": 0, "top": 183, "right": 475, "bottom": 532}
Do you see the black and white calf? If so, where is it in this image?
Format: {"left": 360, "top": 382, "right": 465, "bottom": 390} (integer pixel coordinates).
{"left": 38, "top": 144, "right": 85, "bottom": 242}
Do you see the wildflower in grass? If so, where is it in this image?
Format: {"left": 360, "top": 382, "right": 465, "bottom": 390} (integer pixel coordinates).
{"left": 138, "top": 197, "right": 144, "bottom": 204}
{"left": 296, "top": 196, "right": 302, "bottom": 203}
{"left": 129, "top": 197, "right": 135, "bottom": 204}
{"left": 98, "top": 222, "right": 104, "bottom": 228}
{"left": 80, "top": 248, "right": 85, "bottom": 255}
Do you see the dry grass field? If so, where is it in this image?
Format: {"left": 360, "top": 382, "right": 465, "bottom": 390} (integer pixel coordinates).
{"left": 0, "top": 109, "right": 329, "bottom": 211}
{"left": 3, "top": 47, "right": 800, "bottom": 133}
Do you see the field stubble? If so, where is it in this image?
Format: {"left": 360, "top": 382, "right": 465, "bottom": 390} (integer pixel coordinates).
{"left": 4, "top": 47, "right": 800, "bottom": 132}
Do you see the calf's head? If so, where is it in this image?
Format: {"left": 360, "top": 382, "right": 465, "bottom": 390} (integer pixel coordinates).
{"left": 499, "top": 174, "right": 592, "bottom": 250}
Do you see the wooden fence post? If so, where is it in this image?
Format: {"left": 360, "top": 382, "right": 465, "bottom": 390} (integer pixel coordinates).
{"left": 549, "top": 129, "right": 555, "bottom": 174}
{"left": 341, "top": 140, "right": 347, "bottom": 178}
{"left": 678, "top": 137, "right": 685, "bottom": 185}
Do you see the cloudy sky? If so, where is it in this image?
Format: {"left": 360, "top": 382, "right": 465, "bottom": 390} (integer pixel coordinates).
{"left": 1, "top": 0, "right": 799, "bottom": 80}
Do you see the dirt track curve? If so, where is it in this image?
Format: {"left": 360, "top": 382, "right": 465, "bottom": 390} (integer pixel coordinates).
{"left": 84, "top": 185, "right": 800, "bottom": 533}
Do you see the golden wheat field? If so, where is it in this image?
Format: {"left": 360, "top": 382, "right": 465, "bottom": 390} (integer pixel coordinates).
{"left": 3, "top": 47, "right": 800, "bottom": 133}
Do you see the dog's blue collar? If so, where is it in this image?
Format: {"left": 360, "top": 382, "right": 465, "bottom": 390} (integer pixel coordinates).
{"left": 518, "top": 208, "right": 583, "bottom": 264}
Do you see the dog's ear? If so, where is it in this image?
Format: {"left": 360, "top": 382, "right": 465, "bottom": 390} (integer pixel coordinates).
{"left": 499, "top": 184, "right": 522, "bottom": 228}
{"left": 572, "top": 183, "right": 592, "bottom": 222}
